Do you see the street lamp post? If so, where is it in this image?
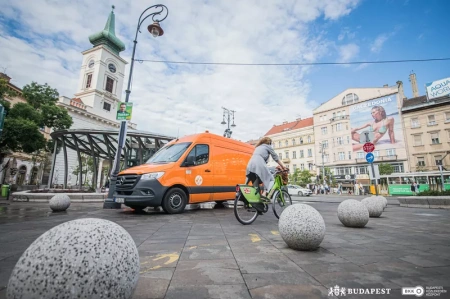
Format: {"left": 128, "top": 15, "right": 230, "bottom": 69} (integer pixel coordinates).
{"left": 104, "top": 4, "right": 169, "bottom": 209}
{"left": 221, "top": 107, "right": 236, "bottom": 138}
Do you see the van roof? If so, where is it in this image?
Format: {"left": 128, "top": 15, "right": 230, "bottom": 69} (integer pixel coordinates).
{"left": 169, "top": 132, "right": 255, "bottom": 149}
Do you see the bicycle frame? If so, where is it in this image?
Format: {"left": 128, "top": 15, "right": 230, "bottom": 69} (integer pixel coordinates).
{"left": 237, "top": 172, "right": 286, "bottom": 205}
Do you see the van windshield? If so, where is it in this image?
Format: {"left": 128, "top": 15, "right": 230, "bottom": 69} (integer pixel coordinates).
{"left": 146, "top": 142, "right": 192, "bottom": 164}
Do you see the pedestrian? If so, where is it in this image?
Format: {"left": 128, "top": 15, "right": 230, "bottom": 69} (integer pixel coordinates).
{"left": 416, "top": 183, "right": 420, "bottom": 194}
{"left": 410, "top": 182, "right": 416, "bottom": 195}
{"left": 359, "top": 183, "right": 364, "bottom": 195}
{"left": 354, "top": 182, "right": 359, "bottom": 195}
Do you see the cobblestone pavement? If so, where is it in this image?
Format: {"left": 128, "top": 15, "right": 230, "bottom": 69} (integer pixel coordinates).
{"left": 0, "top": 197, "right": 449, "bottom": 299}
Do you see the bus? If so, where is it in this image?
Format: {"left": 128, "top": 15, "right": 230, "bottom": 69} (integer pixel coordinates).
{"left": 379, "top": 171, "right": 450, "bottom": 196}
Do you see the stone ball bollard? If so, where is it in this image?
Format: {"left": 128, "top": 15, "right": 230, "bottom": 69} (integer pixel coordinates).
{"left": 49, "top": 194, "right": 71, "bottom": 212}
{"left": 337, "top": 199, "right": 370, "bottom": 228}
{"left": 7, "top": 218, "right": 140, "bottom": 299}
{"left": 361, "top": 197, "right": 384, "bottom": 217}
{"left": 278, "top": 204, "right": 326, "bottom": 251}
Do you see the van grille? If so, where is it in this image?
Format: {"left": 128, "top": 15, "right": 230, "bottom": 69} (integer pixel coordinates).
{"left": 116, "top": 174, "right": 140, "bottom": 190}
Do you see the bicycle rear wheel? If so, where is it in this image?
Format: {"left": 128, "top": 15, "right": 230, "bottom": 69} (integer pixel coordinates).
{"left": 234, "top": 194, "right": 258, "bottom": 225}
{"left": 272, "top": 189, "right": 292, "bottom": 219}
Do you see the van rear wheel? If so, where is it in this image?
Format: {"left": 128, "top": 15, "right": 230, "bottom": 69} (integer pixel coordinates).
{"left": 162, "top": 188, "right": 187, "bottom": 214}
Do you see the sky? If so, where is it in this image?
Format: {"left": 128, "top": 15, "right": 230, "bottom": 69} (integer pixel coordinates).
{"left": 0, "top": 0, "right": 449, "bottom": 142}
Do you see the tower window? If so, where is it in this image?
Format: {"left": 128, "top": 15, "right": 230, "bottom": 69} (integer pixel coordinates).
{"left": 85, "top": 73, "right": 92, "bottom": 88}
{"left": 105, "top": 76, "right": 114, "bottom": 93}
{"left": 103, "top": 102, "right": 111, "bottom": 111}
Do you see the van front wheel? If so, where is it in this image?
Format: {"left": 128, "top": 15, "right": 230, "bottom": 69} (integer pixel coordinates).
{"left": 162, "top": 188, "right": 187, "bottom": 214}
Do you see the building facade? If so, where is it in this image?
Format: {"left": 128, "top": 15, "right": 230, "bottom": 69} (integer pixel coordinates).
{"left": 402, "top": 95, "right": 450, "bottom": 172}
{"left": 264, "top": 118, "right": 316, "bottom": 175}
{"left": 312, "top": 82, "right": 409, "bottom": 187}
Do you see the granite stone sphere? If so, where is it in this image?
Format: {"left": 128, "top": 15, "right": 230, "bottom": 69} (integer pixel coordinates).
{"left": 49, "top": 194, "right": 71, "bottom": 212}
{"left": 278, "top": 204, "right": 326, "bottom": 251}
{"left": 337, "top": 199, "right": 369, "bottom": 228}
{"left": 361, "top": 197, "right": 384, "bottom": 217}
{"left": 7, "top": 218, "right": 140, "bottom": 299}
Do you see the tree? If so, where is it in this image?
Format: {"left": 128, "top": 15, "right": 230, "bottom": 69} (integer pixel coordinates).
{"left": 317, "top": 167, "right": 337, "bottom": 187}
{"left": 0, "top": 81, "right": 73, "bottom": 155}
{"left": 71, "top": 154, "right": 95, "bottom": 186}
{"left": 379, "top": 163, "right": 394, "bottom": 175}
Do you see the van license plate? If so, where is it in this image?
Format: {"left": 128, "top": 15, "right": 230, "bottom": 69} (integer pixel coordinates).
{"left": 115, "top": 197, "right": 125, "bottom": 203}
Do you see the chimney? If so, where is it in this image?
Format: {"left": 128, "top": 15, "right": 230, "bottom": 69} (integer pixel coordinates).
{"left": 396, "top": 80, "right": 406, "bottom": 101}
{"left": 383, "top": 84, "right": 388, "bottom": 88}
{"left": 409, "top": 72, "right": 419, "bottom": 98}
{"left": 0, "top": 73, "right": 11, "bottom": 83}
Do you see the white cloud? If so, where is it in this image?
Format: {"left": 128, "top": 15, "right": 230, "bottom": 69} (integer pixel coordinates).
{"left": 0, "top": 0, "right": 360, "bottom": 141}
{"left": 338, "top": 43, "right": 359, "bottom": 63}
{"left": 370, "top": 34, "right": 389, "bottom": 53}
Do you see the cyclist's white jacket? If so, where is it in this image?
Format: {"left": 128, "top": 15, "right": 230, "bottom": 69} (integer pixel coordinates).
{"left": 246, "top": 144, "right": 280, "bottom": 191}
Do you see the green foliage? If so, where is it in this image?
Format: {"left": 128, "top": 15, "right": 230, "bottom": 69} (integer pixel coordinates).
{"left": 289, "top": 168, "right": 313, "bottom": 186}
{"left": 415, "top": 163, "right": 426, "bottom": 172}
{"left": 317, "top": 167, "right": 337, "bottom": 187}
{"left": 379, "top": 163, "right": 394, "bottom": 175}
{"left": 22, "top": 82, "right": 59, "bottom": 109}
{"left": 0, "top": 81, "right": 73, "bottom": 154}
{"left": 417, "top": 190, "right": 450, "bottom": 196}
{"left": 71, "top": 154, "right": 95, "bottom": 186}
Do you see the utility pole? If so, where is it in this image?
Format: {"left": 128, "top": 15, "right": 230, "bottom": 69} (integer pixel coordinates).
{"left": 221, "top": 107, "right": 236, "bottom": 138}
{"left": 319, "top": 142, "right": 325, "bottom": 186}
{"left": 365, "top": 132, "right": 378, "bottom": 196}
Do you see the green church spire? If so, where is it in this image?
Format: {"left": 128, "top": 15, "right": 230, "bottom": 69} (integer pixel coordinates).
{"left": 88, "top": 5, "right": 126, "bottom": 55}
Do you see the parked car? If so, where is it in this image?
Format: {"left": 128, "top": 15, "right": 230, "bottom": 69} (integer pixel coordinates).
{"left": 287, "top": 185, "right": 312, "bottom": 196}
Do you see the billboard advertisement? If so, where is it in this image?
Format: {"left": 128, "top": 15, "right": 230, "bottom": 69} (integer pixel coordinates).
{"left": 349, "top": 94, "right": 405, "bottom": 153}
{"left": 425, "top": 77, "right": 450, "bottom": 100}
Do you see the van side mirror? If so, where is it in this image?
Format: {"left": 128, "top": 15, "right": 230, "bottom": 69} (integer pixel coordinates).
{"left": 184, "top": 155, "right": 195, "bottom": 167}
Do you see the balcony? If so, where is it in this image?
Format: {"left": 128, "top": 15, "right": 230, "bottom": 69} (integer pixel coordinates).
{"left": 329, "top": 115, "right": 349, "bottom": 122}
{"left": 427, "top": 121, "right": 437, "bottom": 126}
{"left": 355, "top": 155, "right": 398, "bottom": 163}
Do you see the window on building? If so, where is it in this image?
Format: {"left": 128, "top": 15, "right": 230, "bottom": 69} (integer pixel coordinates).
{"left": 332, "top": 112, "right": 336, "bottom": 118}
{"left": 300, "top": 137, "right": 303, "bottom": 144}
{"left": 337, "top": 137, "right": 343, "bottom": 145}
{"left": 342, "top": 93, "right": 359, "bottom": 105}
{"left": 338, "top": 152, "right": 345, "bottom": 160}
{"left": 357, "top": 152, "right": 365, "bottom": 159}
{"left": 300, "top": 150, "right": 304, "bottom": 158}
{"left": 391, "top": 163, "right": 404, "bottom": 173}
{"left": 292, "top": 151, "right": 296, "bottom": 159}
{"left": 348, "top": 151, "right": 351, "bottom": 160}
{"left": 336, "top": 123, "right": 342, "bottom": 131}
{"left": 435, "top": 155, "right": 442, "bottom": 166}
{"left": 356, "top": 166, "right": 367, "bottom": 174}
{"left": 103, "top": 102, "right": 111, "bottom": 111}
{"left": 320, "top": 116, "right": 323, "bottom": 121}
{"left": 300, "top": 163, "right": 305, "bottom": 170}
{"left": 373, "top": 150, "right": 380, "bottom": 157}
{"left": 417, "top": 157, "right": 425, "bottom": 167}
{"left": 85, "top": 73, "right": 92, "bottom": 88}
{"left": 413, "top": 135, "right": 422, "bottom": 146}
{"left": 431, "top": 132, "right": 440, "bottom": 144}
{"left": 322, "top": 140, "right": 328, "bottom": 148}
{"left": 411, "top": 117, "right": 420, "bottom": 128}
{"left": 386, "top": 149, "right": 396, "bottom": 156}
{"left": 307, "top": 149, "right": 312, "bottom": 157}
{"left": 347, "top": 136, "right": 350, "bottom": 144}
{"left": 333, "top": 153, "right": 336, "bottom": 161}
{"left": 285, "top": 151, "right": 289, "bottom": 159}
{"left": 307, "top": 136, "right": 311, "bottom": 143}
{"left": 105, "top": 76, "right": 114, "bottom": 93}
{"left": 324, "top": 154, "right": 329, "bottom": 163}
{"left": 445, "top": 112, "right": 450, "bottom": 122}
{"left": 308, "top": 163, "right": 313, "bottom": 171}
{"left": 292, "top": 139, "right": 296, "bottom": 146}
{"left": 285, "top": 140, "right": 288, "bottom": 147}
{"left": 428, "top": 115, "right": 436, "bottom": 126}
{"left": 293, "top": 164, "right": 297, "bottom": 171}
{"left": 321, "top": 127, "right": 327, "bottom": 135}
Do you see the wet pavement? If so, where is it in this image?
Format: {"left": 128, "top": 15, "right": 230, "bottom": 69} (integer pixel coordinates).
{"left": 0, "top": 196, "right": 450, "bottom": 299}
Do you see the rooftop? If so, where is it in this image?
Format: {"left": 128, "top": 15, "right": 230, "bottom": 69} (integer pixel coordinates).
{"left": 264, "top": 117, "right": 314, "bottom": 136}
{"left": 402, "top": 94, "right": 450, "bottom": 112}
{"left": 88, "top": 6, "right": 126, "bottom": 55}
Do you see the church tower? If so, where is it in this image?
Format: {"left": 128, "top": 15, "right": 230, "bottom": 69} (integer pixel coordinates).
{"left": 74, "top": 6, "right": 128, "bottom": 122}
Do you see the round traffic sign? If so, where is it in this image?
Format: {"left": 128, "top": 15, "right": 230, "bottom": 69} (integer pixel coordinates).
{"left": 366, "top": 152, "right": 375, "bottom": 163}
{"left": 363, "top": 142, "right": 375, "bottom": 153}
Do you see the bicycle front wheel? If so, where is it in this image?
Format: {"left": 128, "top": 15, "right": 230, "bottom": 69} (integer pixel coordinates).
{"left": 272, "top": 190, "right": 292, "bottom": 219}
{"left": 234, "top": 194, "right": 258, "bottom": 225}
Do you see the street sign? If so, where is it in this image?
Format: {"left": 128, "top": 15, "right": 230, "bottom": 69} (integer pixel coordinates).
{"left": 363, "top": 142, "right": 375, "bottom": 153}
{"left": 365, "top": 152, "right": 375, "bottom": 163}
{"left": 367, "top": 164, "right": 380, "bottom": 180}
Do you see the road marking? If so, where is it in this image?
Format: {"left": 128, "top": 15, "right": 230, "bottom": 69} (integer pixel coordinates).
{"left": 140, "top": 252, "right": 180, "bottom": 274}
{"left": 249, "top": 233, "right": 261, "bottom": 242}
{"left": 271, "top": 230, "right": 279, "bottom": 235}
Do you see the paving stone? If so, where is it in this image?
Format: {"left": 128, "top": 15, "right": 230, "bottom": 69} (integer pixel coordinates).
{"left": 243, "top": 272, "right": 321, "bottom": 289}
{"left": 301, "top": 262, "right": 365, "bottom": 275}
{"left": 234, "top": 253, "right": 303, "bottom": 274}
{"left": 132, "top": 269, "right": 174, "bottom": 299}
{"left": 165, "top": 284, "right": 252, "bottom": 299}
{"left": 250, "top": 284, "right": 330, "bottom": 299}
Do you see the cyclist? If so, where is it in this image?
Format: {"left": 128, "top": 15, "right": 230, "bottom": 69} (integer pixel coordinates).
{"left": 246, "top": 137, "right": 287, "bottom": 197}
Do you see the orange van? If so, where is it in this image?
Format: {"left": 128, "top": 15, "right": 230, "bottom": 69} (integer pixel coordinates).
{"left": 114, "top": 131, "right": 255, "bottom": 214}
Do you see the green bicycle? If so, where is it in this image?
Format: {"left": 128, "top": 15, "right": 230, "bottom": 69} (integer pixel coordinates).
{"left": 234, "top": 168, "right": 292, "bottom": 225}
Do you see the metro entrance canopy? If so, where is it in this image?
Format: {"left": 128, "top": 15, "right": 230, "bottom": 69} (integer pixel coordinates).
{"left": 48, "top": 129, "right": 175, "bottom": 189}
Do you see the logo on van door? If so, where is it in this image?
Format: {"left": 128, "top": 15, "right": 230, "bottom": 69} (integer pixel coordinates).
{"left": 195, "top": 175, "right": 203, "bottom": 186}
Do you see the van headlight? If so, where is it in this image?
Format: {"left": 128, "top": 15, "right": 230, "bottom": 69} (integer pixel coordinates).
{"left": 140, "top": 172, "right": 164, "bottom": 181}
